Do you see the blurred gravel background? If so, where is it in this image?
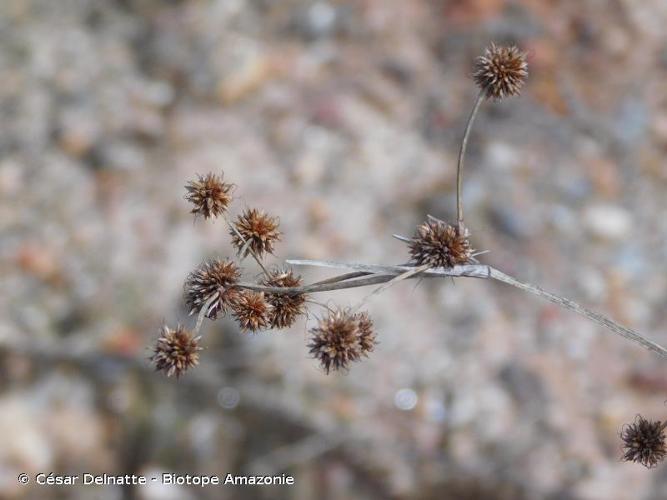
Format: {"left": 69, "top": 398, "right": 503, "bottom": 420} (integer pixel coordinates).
{"left": 1, "top": 0, "right": 667, "bottom": 499}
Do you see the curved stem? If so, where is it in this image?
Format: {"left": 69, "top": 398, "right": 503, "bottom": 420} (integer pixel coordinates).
{"left": 456, "top": 90, "right": 485, "bottom": 231}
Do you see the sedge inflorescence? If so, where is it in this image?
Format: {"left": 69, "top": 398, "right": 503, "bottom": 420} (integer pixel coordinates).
{"left": 151, "top": 168, "right": 376, "bottom": 377}
{"left": 184, "top": 258, "right": 241, "bottom": 320}
{"left": 262, "top": 268, "right": 307, "bottom": 329}
{"left": 621, "top": 415, "right": 667, "bottom": 468}
{"left": 308, "top": 309, "right": 377, "bottom": 374}
{"left": 473, "top": 43, "right": 528, "bottom": 100}
{"left": 152, "top": 43, "right": 667, "bottom": 474}
{"left": 150, "top": 43, "right": 518, "bottom": 379}
{"left": 150, "top": 325, "right": 202, "bottom": 378}
{"left": 409, "top": 219, "right": 473, "bottom": 268}
{"left": 184, "top": 172, "right": 233, "bottom": 220}
{"left": 231, "top": 208, "right": 281, "bottom": 259}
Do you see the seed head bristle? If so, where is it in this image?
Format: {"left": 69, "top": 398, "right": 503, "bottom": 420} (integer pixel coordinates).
{"left": 621, "top": 415, "right": 667, "bottom": 468}
{"left": 308, "top": 309, "right": 376, "bottom": 374}
{"left": 473, "top": 43, "right": 528, "bottom": 100}
{"left": 230, "top": 208, "right": 281, "bottom": 259}
{"left": 150, "top": 325, "right": 202, "bottom": 378}
{"left": 185, "top": 172, "right": 233, "bottom": 219}
{"left": 184, "top": 259, "right": 241, "bottom": 320}
{"left": 408, "top": 219, "right": 473, "bottom": 268}
{"left": 262, "top": 268, "right": 307, "bottom": 329}
{"left": 354, "top": 311, "right": 377, "bottom": 356}
{"left": 232, "top": 290, "right": 272, "bottom": 332}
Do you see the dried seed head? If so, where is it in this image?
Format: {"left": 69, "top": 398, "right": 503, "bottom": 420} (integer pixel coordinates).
{"left": 262, "top": 268, "right": 307, "bottom": 329}
{"left": 621, "top": 416, "right": 667, "bottom": 468}
{"left": 473, "top": 43, "right": 528, "bottom": 100}
{"left": 184, "top": 259, "right": 241, "bottom": 320}
{"left": 230, "top": 208, "right": 281, "bottom": 259}
{"left": 150, "top": 325, "right": 202, "bottom": 378}
{"left": 408, "top": 219, "right": 472, "bottom": 268}
{"left": 185, "top": 172, "right": 233, "bottom": 219}
{"left": 232, "top": 291, "right": 272, "bottom": 332}
{"left": 354, "top": 311, "right": 377, "bottom": 356}
{"left": 308, "top": 309, "right": 376, "bottom": 374}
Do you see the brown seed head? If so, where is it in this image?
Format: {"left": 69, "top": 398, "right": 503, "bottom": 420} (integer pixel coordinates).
{"left": 232, "top": 290, "right": 272, "bottom": 332}
{"left": 473, "top": 43, "right": 528, "bottom": 100}
{"left": 150, "top": 325, "right": 202, "bottom": 378}
{"left": 621, "top": 415, "right": 667, "bottom": 468}
{"left": 308, "top": 309, "right": 376, "bottom": 374}
{"left": 185, "top": 172, "right": 233, "bottom": 219}
{"left": 354, "top": 311, "right": 377, "bottom": 356}
{"left": 408, "top": 219, "right": 472, "bottom": 268}
{"left": 262, "top": 268, "right": 307, "bottom": 329}
{"left": 185, "top": 259, "right": 241, "bottom": 320}
{"left": 230, "top": 208, "right": 281, "bottom": 259}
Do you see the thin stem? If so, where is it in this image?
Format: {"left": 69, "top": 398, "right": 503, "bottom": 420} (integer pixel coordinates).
{"left": 354, "top": 264, "right": 430, "bottom": 311}
{"left": 194, "top": 294, "right": 218, "bottom": 335}
{"left": 488, "top": 268, "right": 667, "bottom": 359}
{"left": 237, "top": 274, "right": 400, "bottom": 295}
{"left": 456, "top": 90, "right": 485, "bottom": 231}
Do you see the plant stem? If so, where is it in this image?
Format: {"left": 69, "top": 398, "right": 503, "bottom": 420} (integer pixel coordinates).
{"left": 456, "top": 90, "right": 485, "bottom": 231}
{"left": 237, "top": 259, "right": 667, "bottom": 359}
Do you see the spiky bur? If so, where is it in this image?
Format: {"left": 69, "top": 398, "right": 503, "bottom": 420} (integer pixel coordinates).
{"left": 473, "top": 43, "right": 528, "bottom": 100}
{"left": 354, "top": 311, "right": 376, "bottom": 356}
{"left": 262, "top": 268, "right": 307, "bottom": 329}
{"left": 232, "top": 291, "right": 272, "bottom": 332}
{"left": 308, "top": 309, "right": 377, "bottom": 374}
{"left": 184, "top": 259, "right": 241, "bottom": 320}
{"left": 230, "top": 208, "right": 281, "bottom": 259}
{"left": 408, "top": 219, "right": 473, "bottom": 268}
{"left": 150, "top": 325, "right": 202, "bottom": 378}
{"left": 185, "top": 172, "right": 233, "bottom": 219}
{"left": 621, "top": 416, "right": 667, "bottom": 468}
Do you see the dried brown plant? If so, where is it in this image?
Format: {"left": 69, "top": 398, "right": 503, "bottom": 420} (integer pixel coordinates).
{"left": 621, "top": 416, "right": 667, "bottom": 468}
{"left": 156, "top": 42, "right": 667, "bottom": 468}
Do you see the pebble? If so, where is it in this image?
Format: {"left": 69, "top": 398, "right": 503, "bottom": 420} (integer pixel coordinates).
{"left": 582, "top": 203, "right": 632, "bottom": 241}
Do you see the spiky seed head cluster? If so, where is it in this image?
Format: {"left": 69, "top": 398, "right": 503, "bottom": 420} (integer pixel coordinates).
{"left": 185, "top": 172, "right": 233, "bottom": 219}
{"left": 262, "top": 268, "right": 307, "bottom": 329}
{"left": 232, "top": 291, "right": 272, "bottom": 332}
{"left": 408, "top": 219, "right": 472, "bottom": 268}
{"left": 184, "top": 259, "right": 241, "bottom": 320}
{"left": 354, "top": 311, "right": 376, "bottom": 354}
{"left": 621, "top": 416, "right": 667, "bottom": 468}
{"left": 473, "top": 43, "right": 528, "bottom": 100}
{"left": 231, "top": 208, "right": 281, "bottom": 259}
{"left": 150, "top": 325, "right": 202, "bottom": 378}
{"left": 308, "top": 309, "right": 377, "bottom": 374}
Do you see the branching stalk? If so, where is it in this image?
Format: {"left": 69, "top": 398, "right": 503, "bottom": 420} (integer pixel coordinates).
{"left": 235, "top": 259, "right": 667, "bottom": 359}
{"left": 456, "top": 90, "right": 485, "bottom": 231}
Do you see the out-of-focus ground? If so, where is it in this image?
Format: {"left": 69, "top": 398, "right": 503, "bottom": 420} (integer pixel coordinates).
{"left": 1, "top": 0, "right": 667, "bottom": 499}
